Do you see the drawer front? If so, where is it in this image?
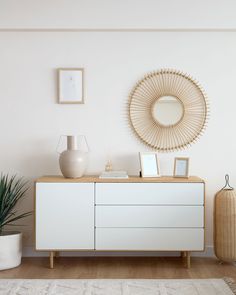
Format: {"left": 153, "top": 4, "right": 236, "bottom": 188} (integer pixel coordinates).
{"left": 96, "top": 183, "right": 204, "bottom": 205}
{"left": 96, "top": 228, "right": 204, "bottom": 251}
{"left": 96, "top": 206, "right": 204, "bottom": 228}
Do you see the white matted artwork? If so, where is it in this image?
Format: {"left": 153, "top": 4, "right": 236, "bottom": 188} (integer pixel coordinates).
{"left": 174, "top": 157, "right": 189, "bottom": 178}
{"left": 58, "top": 68, "right": 84, "bottom": 104}
{"left": 139, "top": 152, "right": 161, "bottom": 177}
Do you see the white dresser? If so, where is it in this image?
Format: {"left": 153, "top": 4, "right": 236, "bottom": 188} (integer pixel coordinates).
{"left": 35, "top": 176, "right": 205, "bottom": 268}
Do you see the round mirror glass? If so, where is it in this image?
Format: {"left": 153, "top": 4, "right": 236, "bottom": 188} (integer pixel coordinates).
{"left": 152, "top": 96, "right": 184, "bottom": 126}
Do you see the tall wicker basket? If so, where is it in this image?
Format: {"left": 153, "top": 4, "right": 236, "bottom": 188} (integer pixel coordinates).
{"left": 214, "top": 175, "right": 236, "bottom": 262}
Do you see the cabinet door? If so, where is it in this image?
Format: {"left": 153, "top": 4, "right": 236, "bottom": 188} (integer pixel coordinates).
{"left": 36, "top": 183, "right": 94, "bottom": 250}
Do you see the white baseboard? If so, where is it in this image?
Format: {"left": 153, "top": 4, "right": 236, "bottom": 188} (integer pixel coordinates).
{"left": 23, "top": 246, "right": 215, "bottom": 258}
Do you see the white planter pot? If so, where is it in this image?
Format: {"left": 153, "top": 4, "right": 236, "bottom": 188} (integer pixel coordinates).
{"left": 0, "top": 231, "right": 22, "bottom": 271}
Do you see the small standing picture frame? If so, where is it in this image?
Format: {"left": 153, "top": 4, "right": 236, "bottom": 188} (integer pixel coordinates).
{"left": 58, "top": 68, "right": 84, "bottom": 104}
{"left": 174, "top": 157, "right": 189, "bottom": 178}
{"left": 139, "top": 152, "right": 161, "bottom": 177}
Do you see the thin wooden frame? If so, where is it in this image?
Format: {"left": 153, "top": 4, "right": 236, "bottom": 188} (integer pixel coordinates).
{"left": 129, "top": 69, "right": 209, "bottom": 152}
{"left": 139, "top": 152, "right": 161, "bottom": 177}
{"left": 173, "top": 157, "right": 189, "bottom": 178}
{"left": 58, "top": 68, "right": 84, "bottom": 104}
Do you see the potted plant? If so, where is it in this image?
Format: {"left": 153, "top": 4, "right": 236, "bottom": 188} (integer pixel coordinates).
{"left": 0, "top": 174, "right": 31, "bottom": 270}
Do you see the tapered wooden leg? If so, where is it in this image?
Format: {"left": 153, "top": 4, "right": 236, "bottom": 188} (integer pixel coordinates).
{"left": 50, "top": 251, "right": 54, "bottom": 269}
{"left": 186, "top": 251, "right": 191, "bottom": 268}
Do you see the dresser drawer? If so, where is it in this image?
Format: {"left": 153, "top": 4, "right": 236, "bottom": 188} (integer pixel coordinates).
{"left": 96, "top": 183, "right": 204, "bottom": 205}
{"left": 96, "top": 205, "right": 204, "bottom": 228}
{"left": 96, "top": 228, "right": 204, "bottom": 251}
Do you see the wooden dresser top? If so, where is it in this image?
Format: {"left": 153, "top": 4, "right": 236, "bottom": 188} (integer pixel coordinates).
{"left": 36, "top": 175, "right": 204, "bottom": 183}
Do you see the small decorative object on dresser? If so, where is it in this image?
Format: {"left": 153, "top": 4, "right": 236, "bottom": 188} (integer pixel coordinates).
{"left": 174, "top": 157, "right": 189, "bottom": 178}
{"left": 57, "top": 135, "right": 89, "bottom": 178}
{"left": 214, "top": 175, "right": 236, "bottom": 262}
{"left": 0, "top": 175, "right": 31, "bottom": 270}
{"left": 139, "top": 152, "right": 160, "bottom": 177}
{"left": 105, "top": 160, "right": 113, "bottom": 172}
{"left": 100, "top": 171, "right": 128, "bottom": 179}
{"left": 58, "top": 68, "right": 84, "bottom": 104}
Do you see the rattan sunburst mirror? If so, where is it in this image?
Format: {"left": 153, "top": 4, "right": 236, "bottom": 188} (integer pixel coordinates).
{"left": 129, "top": 69, "right": 209, "bottom": 152}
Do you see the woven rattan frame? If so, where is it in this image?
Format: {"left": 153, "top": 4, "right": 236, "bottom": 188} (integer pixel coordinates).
{"left": 129, "top": 69, "right": 209, "bottom": 152}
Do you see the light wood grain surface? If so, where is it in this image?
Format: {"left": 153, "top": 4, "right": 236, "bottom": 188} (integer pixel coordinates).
{"left": 0, "top": 257, "right": 234, "bottom": 279}
{"left": 36, "top": 175, "right": 204, "bottom": 183}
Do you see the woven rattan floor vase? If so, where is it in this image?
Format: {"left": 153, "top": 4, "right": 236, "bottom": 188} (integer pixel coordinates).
{"left": 214, "top": 176, "right": 236, "bottom": 262}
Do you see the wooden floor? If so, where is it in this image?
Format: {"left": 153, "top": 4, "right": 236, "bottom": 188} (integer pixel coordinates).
{"left": 0, "top": 257, "right": 236, "bottom": 279}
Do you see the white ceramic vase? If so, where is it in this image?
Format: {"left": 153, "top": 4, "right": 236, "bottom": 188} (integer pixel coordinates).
{"left": 59, "top": 135, "right": 88, "bottom": 178}
{"left": 0, "top": 231, "right": 22, "bottom": 270}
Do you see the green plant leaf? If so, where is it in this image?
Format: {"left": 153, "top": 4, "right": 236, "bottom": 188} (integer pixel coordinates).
{"left": 0, "top": 174, "right": 32, "bottom": 233}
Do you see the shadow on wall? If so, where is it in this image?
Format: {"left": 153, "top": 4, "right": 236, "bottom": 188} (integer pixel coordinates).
{"left": 20, "top": 152, "right": 59, "bottom": 177}
{"left": 114, "top": 153, "right": 140, "bottom": 175}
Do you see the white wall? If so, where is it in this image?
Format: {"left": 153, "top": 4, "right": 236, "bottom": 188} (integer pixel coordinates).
{"left": 1, "top": 0, "right": 236, "bottom": 29}
{"left": 1, "top": 0, "right": 236, "bottom": 256}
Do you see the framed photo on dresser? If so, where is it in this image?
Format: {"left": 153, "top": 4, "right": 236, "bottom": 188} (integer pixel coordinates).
{"left": 139, "top": 152, "right": 161, "bottom": 177}
{"left": 174, "top": 157, "right": 189, "bottom": 178}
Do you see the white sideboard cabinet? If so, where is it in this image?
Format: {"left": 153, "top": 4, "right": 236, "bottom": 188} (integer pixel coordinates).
{"left": 35, "top": 176, "right": 205, "bottom": 268}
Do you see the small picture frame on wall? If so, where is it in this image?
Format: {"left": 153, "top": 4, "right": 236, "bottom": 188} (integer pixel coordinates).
{"left": 139, "top": 152, "right": 161, "bottom": 177}
{"left": 173, "top": 157, "right": 189, "bottom": 178}
{"left": 58, "top": 68, "right": 84, "bottom": 104}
